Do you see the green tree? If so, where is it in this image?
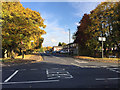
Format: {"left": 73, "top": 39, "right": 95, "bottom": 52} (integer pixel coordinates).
{"left": 58, "top": 42, "right": 62, "bottom": 46}
{"left": 61, "top": 42, "right": 67, "bottom": 46}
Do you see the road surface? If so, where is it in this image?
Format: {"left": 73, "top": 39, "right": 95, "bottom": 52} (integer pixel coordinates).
{"left": 1, "top": 53, "right": 120, "bottom": 88}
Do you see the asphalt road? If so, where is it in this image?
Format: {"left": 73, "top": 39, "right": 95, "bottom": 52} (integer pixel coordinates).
{"left": 1, "top": 53, "right": 120, "bottom": 89}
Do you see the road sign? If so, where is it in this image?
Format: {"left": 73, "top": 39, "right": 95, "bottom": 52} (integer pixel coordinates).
{"left": 98, "top": 37, "right": 106, "bottom": 58}
{"left": 98, "top": 37, "right": 106, "bottom": 41}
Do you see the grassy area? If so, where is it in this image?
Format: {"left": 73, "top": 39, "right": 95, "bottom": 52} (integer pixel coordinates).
{"left": 74, "top": 56, "right": 120, "bottom": 63}
{"left": 74, "top": 56, "right": 120, "bottom": 60}
{"left": 15, "top": 55, "right": 34, "bottom": 59}
{"left": 0, "top": 54, "right": 43, "bottom": 66}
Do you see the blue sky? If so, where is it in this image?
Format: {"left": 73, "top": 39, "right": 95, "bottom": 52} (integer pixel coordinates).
{"left": 21, "top": 2, "right": 100, "bottom": 47}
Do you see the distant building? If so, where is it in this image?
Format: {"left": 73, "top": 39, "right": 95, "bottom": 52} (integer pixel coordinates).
{"left": 63, "top": 43, "right": 78, "bottom": 55}
{"left": 52, "top": 46, "right": 63, "bottom": 51}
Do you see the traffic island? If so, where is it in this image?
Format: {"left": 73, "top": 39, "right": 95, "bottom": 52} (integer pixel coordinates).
{"left": 73, "top": 56, "right": 120, "bottom": 63}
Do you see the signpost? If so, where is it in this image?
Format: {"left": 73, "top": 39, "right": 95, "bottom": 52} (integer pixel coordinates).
{"left": 98, "top": 37, "right": 106, "bottom": 58}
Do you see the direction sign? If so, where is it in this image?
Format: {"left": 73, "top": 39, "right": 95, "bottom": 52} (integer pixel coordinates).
{"left": 98, "top": 37, "right": 106, "bottom": 41}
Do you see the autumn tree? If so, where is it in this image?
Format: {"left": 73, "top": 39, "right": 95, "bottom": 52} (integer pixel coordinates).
{"left": 87, "top": 2, "right": 120, "bottom": 57}
{"left": 73, "top": 2, "right": 120, "bottom": 57}
{"left": 73, "top": 14, "right": 91, "bottom": 56}
{"left": 2, "top": 2, "right": 46, "bottom": 58}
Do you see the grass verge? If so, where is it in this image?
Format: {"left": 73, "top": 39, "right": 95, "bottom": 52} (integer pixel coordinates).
{"left": 74, "top": 56, "right": 120, "bottom": 63}
{"left": 0, "top": 53, "right": 43, "bottom": 66}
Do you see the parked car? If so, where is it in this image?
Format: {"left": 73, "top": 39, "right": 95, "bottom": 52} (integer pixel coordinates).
{"left": 108, "top": 55, "right": 116, "bottom": 58}
{"left": 52, "top": 51, "right": 57, "bottom": 54}
{"left": 46, "top": 51, "right": 50, "bottom": 54}
{"left": 60, "top": 50, "right": 66, "bottom": 54}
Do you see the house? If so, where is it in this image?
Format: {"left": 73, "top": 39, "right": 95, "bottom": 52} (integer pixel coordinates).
{"left": 63, "top": 43, "right": 78, "bottom": 55}
{"left": 52, "top": 46, "right": 63, "bottom": 51}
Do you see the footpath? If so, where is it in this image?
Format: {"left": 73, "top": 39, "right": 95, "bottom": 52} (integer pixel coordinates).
{"left": 0, "top": 53, "right": 43, "bottom": 67}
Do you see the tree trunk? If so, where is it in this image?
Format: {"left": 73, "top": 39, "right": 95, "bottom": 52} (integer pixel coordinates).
{"left": 10, "top": 48, "right": 15, "bottom": 59}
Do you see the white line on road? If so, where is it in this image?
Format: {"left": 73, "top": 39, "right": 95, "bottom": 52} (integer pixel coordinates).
{"left": 65, "top": 75, "right": 73, "bottom": 79}
{"left": 71, "top": 63, "right": 80, "bottom": 67}
{"left": 4, "top": 70, "right": 19, "bottom": 83}
{"left": 107, "top": 68, "right": 119, "bottom": 70}
{"left": 1, "top": 80, "right": 60, "bottom": 85}
{"left": 75, "top": 60, "right": 88, "bottom": 63}
{"left": 46, "top": 69, "right": 49, "bottom": 77}
{"left": 101, "top": 66, "right": 107, "bottom": 68}
{"left": 30, "top": 69, "right": 38, "bottom": 71}
{"left": 48, "top": 75, "right": 61, "bottom": 79}
{"left": 115, "top": 71, "right": 120, "bottom": 73}
{"left": 21, "top": 69, "right": 26, "bottom": 71}
{"left": 96, "top": 78, "right": 120, "bottom": 81}
{"left": 71, "top": 63, "right": 101, "bottom": 68}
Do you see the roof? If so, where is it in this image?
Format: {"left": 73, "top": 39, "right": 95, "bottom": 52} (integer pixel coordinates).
{"left": 53, "top": 46, "right": 63, "bottom": 48}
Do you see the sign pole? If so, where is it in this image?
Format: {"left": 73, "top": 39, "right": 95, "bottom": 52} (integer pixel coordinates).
{"left": 102, "top": 40, "right": 103, "bottom": 58}
{"left": 98, "top": 37, "right": 106, "bottom": 58}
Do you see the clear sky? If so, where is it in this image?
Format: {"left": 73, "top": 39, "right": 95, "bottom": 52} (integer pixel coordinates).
{"left": 21, "top": 2, "right": 100, "bottom": 47}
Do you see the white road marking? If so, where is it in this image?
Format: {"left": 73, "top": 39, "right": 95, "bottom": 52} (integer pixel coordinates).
{"left": 46, "top": 69, "right": 49, "bottom": 76}
{"left": 47, "top": 68, "right": 73, "bottom": 79}
{"left": 71, "top": 63, "right": 80, "bottom": 67}
{"left": 52, "top": 68, "right": 59, "bottom": 69}
{"left": 115, "top": 71, "right": 120, "bottom": 73}
{"left": 71, "top": 63, "right": 99, "bottom": 68}
{"left": 111, "top": 69, "right": 116, "bottom": 72}
{"left": 21, "top": 69, "right": 26, "bottom": 71}
{"left": 30, "top": 69, "right": 38, "bottom": 71}
{"left": 106, "top": 67, "right": 120, "bottom": 73}
{"left": 48, "top": 77, "right": 59, "bottom": 79}
{"left": 4, "top": 70, "right": 19, "bottom": 82}
{"left": 1, "top": 80, "right": 59, "bottom": 85}
{"left": 101, "top": 66, "right": 107, "bottom": 68}
{"left": 96, "top": 78, "right": 120, "bottom": 81}
{"left": 108, "top": 68, "right": 119, "bottom": 70}
{"left": 110, "top": 65, "right": 118, "bottom": 67}
{"left": 75, "top": 60, "right": 88, "bottom": 63}
{"left": 65, "top": 75, "right": 73, "bottom": 79}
